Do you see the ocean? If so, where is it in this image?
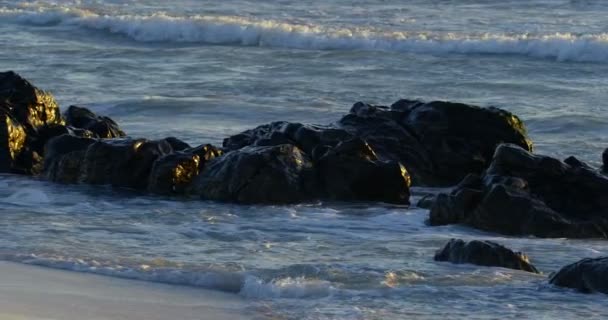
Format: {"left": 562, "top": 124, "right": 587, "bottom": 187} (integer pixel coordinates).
{"left": 1, "top": 0, "right": 607, "bottom": 319}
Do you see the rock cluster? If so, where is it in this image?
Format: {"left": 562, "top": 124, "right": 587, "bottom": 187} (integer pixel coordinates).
{"left": 1, "top": 70, "right": 533, "bottom": 205}
{"left": 429, "top": 144, "right": 608, "bottom": 239}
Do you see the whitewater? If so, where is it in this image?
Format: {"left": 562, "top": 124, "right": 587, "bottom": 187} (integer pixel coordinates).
{"left": 1, "top": 0, "right": 608, "bottom": 319}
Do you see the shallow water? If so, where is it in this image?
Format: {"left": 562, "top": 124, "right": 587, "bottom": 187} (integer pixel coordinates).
{"left": 1, "top": 0, "right": 607, "bottom": 319}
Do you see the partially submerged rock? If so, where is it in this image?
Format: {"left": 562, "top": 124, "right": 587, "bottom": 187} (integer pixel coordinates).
{"left": 189, "top": 144, "right": 317, "bottom": 204}
{"left": 434, "top": 239, "right": 539, "bottom": 273}
{"left": 430, "top": 144, "right": 608, "bottom": 238}
{"left": 550, "top": 257, "right": 608, "bottom": 294}
{"left": 224, "top": 100, "right": 532, "bottom": 187}
{"left": 65, "top": 105, "right": 126, "bottom": 138}
{"left": 148, "top": 144, "right": 222, "bottom": 194}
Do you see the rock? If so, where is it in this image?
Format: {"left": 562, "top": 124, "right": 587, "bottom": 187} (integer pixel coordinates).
{"left": 64, "top": 105, "right": 126, "bottom": 138}
{"left": 317, "top": 138, "right": 410, "bottom": 204}
{"left": 430, "top": 144, "right": 608, "bottom": 238}
{"left": 224, "top": 100, "right": 532, "bottom": 187}
{"left": 0, "top": 71, "right": 65, "bottom": 174}
{"left": 434, "top": 239, "right": 539, "bottom": 273}
{"left": 392, "top": 99, "right": 533, "bottom": 185}
{"left": 550, "top": 257, "right": 608, "bottom": 294}
{"left": 81, "top": 138, "right": 173, "bottom": 189}
{"left": 45, "top": 136, "right": 175, "bottom": 189}
{"left": 148, "top": 144, "right": 222, "bottom": 194}
{"left": 44, "top": 134, "right": 97, "bottom": 183}
{"left": 0, "top": 109, "right": 27, "bottom": 172}
{"left": 189, "top": 144, "right": 318, "bottom": 204}
{"left": 0, "top": 71, "right": 63, "bottom": 131}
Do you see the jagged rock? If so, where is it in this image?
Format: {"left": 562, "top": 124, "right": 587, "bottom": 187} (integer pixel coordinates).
{"left": 317, "top": 138, "right": 410, "bottom": 204}
{"left": 164, "top": 137, "right": 191, "bottom": 152}
{"left": 550, "top": 257, "right": 608, "bottom": 294}
{"left": 148, "top": 144, "right": 222, "bottom": 194}
{"left": 0, "top": 110, "right": 27, "bottom": 172}
{"left": 430, "top": 144, "right": 608, "bottom": 238}
{"left": 337, "top": 103, "right": 435, "bottom": 185}
{"left": 0, "top": 71, "right": 65, "bottom": 174}
{"left": 45, "top": 136, "right": 175, "bottom": 189}
{"left": 392, "top": 99, "right": 532, "bottom": 185}
{"left": 44, "top": 134, "right": 97, "bottom": 183}
{"left": 223, "top": 121, "right": 352, "bottom": 157}
{"left": 189, "top": 144, "right": 318, "bottom": 204}
{"left": 434, "top": 239, "right": 539, "bottom": 273}
{"left": 0, "top": 71, "right": 63, "bottom": 131}
{"left": 64, "top": 105, "right": 125, "bottom": 138}
{"left": 223, "top": 100, "right": 532, "bottom": 187}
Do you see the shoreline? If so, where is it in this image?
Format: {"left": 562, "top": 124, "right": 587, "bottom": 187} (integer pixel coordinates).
{"left": 0, "top": 261, "right": 252, "bottom": 320}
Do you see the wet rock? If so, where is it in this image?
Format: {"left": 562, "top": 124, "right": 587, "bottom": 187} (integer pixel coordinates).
{"left": 64, "top": 105, "right": 126, "bottom": 138}
{"left": 81, "top": 138, "right": 173, "bottom": 189}
{"left": 148, "top": 144, "right": 222, "bottom": 194}
{"left": 45, "top": 136, "right": 175, "bottom": 189}
{"left": 392, "top": 99, "right": 533, "bottom": 185}
{"left": 0, "top": 71, "right": 65, "bottom": 174}
{"left": 434, "top": 239, "right": 539, "bottom": 273}
{"left": 430, "top": 144, "right": 608, "bottom": 238}
{"left": 223, "top": 121, "right": 352, "bottom": 156}
{"left": 0, "top": 110, "right": 27, "bottom": 173}
{"left": 224, "top": 100, "right": 532, "bottom": 187}
{"left": 0, "top": 71, "right": 63, "bottom": 131}
{"left": 190, "top": 144, "right": 318, "bottom": 204}
{"left": 44, "top": 134, "right": 97, "bottom": 183}
{"left": 550, "top": 257, "right": 608, "bottom": 294}
{"left": 337, "top": 103, "right": 435, "bottom": 185}
{"left": 317, "top": 138, "right": 410, "bottom": 204}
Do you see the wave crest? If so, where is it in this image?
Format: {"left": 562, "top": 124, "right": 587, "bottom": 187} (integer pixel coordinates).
{"left": 1, "top": 5, "right": 608, "bottom": 62}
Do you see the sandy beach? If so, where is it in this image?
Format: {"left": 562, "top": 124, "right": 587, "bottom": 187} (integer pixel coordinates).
{"left": 0, "top": 261, "right": 252, "bottom": 320}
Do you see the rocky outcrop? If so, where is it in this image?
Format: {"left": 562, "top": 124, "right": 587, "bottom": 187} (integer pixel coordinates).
{"left": 434, "top": 239, "right": 539, "bottom": 273}
{"left": 0, "top": 71, "right": 64, "bottom": 173}
{"left": 224, "top": 100, "right": 532, "bottom": 186}
{"left": 64, "top": 105, "right": 126, "bottom": 138}
{"left": 430, "top": 144, "right": 608, "bottom": 238}
{"left": 2, "top": 70, "right": 537, "bottom": 205}
{"left": 550, "top": 257, "right": 608, "bottom": 294}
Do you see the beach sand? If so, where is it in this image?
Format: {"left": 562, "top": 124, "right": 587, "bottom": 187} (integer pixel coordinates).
{"left": 0, "top": 261, "right": 252, "bottom": 320}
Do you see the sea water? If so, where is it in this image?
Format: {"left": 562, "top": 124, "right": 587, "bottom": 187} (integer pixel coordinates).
{"left": 1, "top": 1, "right": 607, "bottom": 319}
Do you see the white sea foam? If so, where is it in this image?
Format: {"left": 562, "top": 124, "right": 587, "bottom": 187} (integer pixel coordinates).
{"left": 1, "top": 5, "right": 608, "bottom": 62}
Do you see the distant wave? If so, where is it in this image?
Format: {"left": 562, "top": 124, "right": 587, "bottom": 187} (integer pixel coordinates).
{"left": 2, "top": 5, "right": 608, "bottom": 62}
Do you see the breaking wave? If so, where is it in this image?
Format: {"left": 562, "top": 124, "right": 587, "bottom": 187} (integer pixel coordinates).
{"left": 1, "top": 5, "right": 608, "bottom": 62}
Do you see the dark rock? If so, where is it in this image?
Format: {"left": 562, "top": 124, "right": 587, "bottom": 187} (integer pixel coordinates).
{"left": 317, "top": 138, "right": 410, "bottom": 204}
{"left": 189, "top": 144, "right": 317, "bottom": 204}
{"left": 81, "top": 138, "right": 173, "bottom": 189}
{"left": 44, "top": 134, "right": 97, "bottom": 183}
{"left": 434, "top": 239, "right": 539, "bottom": 273}
{"left": 430, "top": 144, "right": 608, "bottom": 238}
{"left": 392, "top": 99, "right": 533, "bottom": 185}
{"left": 337, "top": 102, "right": 435, "bottom": 185}
{"left": 0, "top": 71, "right": 63, "bottom": 131}
{"left": 148, "top": 144, "right": 222, "bottom": 194}
{"left": 164, "top": 137, "right": 191, "bottom": 152}
{"left": 65, "top": 105, "right": 126, "bottom": 138}
{"left": 46, "top": 136, "right": 174, "bottom": 189}
{"left": 223, "top": 100, "right": 532, "bottom": 187}
{"left": 550, "top": 257, "right": 608, "bottom": 294}
{"left": 0, "top": 109, "right": 27, "bottom": 173}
